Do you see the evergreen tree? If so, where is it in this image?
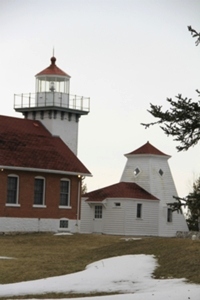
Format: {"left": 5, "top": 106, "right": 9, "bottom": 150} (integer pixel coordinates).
{"left": 141, "top": 26, "right": 200, "bottom": 152}
{"left": 168, "top": 177, "right": 200, "bottom": 231}
{"left": 142, "top": 26, "right": 200, "bottom": 228}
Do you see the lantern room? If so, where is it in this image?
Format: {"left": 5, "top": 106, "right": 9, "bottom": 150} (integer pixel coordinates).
{"left": 35, "top": 56, "right": 70, "bottom": 94}
{"left": 14, "top": 54, "right": 90, "bottom": 117}
{"left": 35, "top": 56, "right": 71, "bottom": 107}
{"left": 36, "top": 74, "right": 70, "bottom": 94}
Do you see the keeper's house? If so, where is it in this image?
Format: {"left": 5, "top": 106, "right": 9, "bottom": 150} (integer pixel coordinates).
{"left": 0, "top": 56, "right": 91, "bottom": 233}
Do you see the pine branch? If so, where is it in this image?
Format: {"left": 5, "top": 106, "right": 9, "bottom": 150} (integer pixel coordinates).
{"left": 141, "top": 92, "right": 200, "bottom": 151}
{"left": 167, "top": 196, "right": 187, "bottom": 214}
{"left": 188, "top": 26, "right": 200, "bottom": 46}
{"left": 141, "top": 27, "right": 200, "bottom": 152}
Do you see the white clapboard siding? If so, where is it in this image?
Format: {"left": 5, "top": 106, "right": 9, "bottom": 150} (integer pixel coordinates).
{"left": 103, "top": 199, "right": 126, "bottom": 235}
{"left": 102, "top": 198, "right": 159, "bottom": 236}
{"left": 120, "top": 153, "right": 188, "bottom": 236}
{"left": 80, "top": 198, "right": 93, "bottom": 233}
{"left": 124, "top": 199, "right": 159, "bottom": 236}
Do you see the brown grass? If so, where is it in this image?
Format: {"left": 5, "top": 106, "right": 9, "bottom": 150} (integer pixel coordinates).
{"left": 0, "top": 233, "right": 199, "bottom": 299}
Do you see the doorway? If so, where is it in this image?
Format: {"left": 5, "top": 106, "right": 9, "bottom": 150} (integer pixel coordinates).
{"left": 93, "top": 205, "right": 103, "bottom": 233}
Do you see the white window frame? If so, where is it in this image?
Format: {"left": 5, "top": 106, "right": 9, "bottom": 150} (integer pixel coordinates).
{"left": 33, "top": 176, "right": 46, "bottom": 207}
{"left": 59, "top": 218, "right": 69, "bottom": 230}
{"left": 59, "top": 178, "right": 71, "bottom": 208}
{"left": 94, "top": 205, "right": 103, "bottom": 219}
{"left": 6, "top": 174, "right": 20, "bottom": 207}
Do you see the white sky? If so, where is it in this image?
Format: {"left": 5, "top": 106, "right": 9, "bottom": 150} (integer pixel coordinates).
{"left": 0, "top": 247, "right": 200, "bottom": 299}
{"left": 1, "top": 0, "right": 200, "bottom": 197}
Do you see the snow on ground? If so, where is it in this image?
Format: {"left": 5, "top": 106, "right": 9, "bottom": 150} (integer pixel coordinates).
{"left": 54, "top": 233, "right": 73, "bottom": 236}
{"left": 0, "top": 254, "right": 199, "bottom": 299}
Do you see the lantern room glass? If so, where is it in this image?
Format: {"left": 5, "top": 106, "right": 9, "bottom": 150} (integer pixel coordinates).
{"left": 36, "top": 77, "right": 69, "bottom": 94}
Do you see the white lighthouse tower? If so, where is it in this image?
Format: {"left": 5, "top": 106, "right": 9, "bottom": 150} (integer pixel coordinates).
{"left": 14, "top": 56, "right": 90, "bottom": 155}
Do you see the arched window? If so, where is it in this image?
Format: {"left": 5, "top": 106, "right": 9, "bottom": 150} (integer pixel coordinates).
{"left": 6, "top": 174, "right": 19, "bottom": 205}
{"left": 60, "top": 179, "right": 70, "bottom": 207}
{"left": 34, "top": 177, "right": 45, "bottom": 205}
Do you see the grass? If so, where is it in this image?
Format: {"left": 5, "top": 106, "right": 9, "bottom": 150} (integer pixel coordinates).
{"left": 0, "top": 233, "right": 200, "bottom": 299}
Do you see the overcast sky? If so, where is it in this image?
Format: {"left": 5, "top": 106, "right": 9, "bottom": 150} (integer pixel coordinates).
{"left": 1, "top": 0, "right": 200, "bottom": 197}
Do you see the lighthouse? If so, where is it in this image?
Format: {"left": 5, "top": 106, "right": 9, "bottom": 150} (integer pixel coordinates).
{"left": 14, "top": 56, "right": 90, "bottom": 155}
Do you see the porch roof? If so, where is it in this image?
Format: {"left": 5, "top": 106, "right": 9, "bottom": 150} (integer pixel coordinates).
{"left": 84, "top": 182, "right": 158, "bottom": 202}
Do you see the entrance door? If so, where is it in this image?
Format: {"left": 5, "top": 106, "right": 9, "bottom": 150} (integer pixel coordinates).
{"left": 93, "top": 205, "right": 103, "bottom": 233}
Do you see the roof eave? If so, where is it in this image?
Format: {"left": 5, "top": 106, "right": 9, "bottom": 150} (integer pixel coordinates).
{"left": 0, "top": 166, "right": 92, "bottom": 177}
{"left": 35, "top": 73, "right": 71, "bottom": 78}
{"left": 125, "top": 153, "right": 171, "bottom": 159}
{"left": 84, "top": 196, "right": 159, "bottom": 202}
{"left": 85, "top": 199, "right": 107, "bottom": 207}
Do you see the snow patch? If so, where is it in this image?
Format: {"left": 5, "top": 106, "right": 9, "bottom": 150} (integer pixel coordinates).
{"left": 0, "top": 254, "right": 199, "bottom": 300}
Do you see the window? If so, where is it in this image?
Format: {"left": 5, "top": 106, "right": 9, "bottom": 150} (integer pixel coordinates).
{"left": 114, "top": 202, "right": 121, "bottom": 207}
{"left": 94, "top": 205, "right": 102, "bottom": 219}
{"left": 133, "top": 167, "right": 140, "bottom": 176}
{"left": 159, "top": 169, "right": 164, "bottom": 176}
{"left": 167, "top": 208, "right": 173, "bottom": 222}
{"left": 7, "top": 175, "right": 19, "bottom": 204}
{"left": 60, "top": 219, "right": 69, "bottom": 229}
{"left": 34, "top": 177, "right": 45, "bottom": 205}
{"left": 136, "top": 203, "right": 142, "bottom": 218}
{"left": 60, "top": 179, "right": 70, "bottom": 206}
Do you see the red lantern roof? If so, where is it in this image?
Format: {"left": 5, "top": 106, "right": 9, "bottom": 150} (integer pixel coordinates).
{"left": 36, "top": 56, "right": 70, "bottom": 77}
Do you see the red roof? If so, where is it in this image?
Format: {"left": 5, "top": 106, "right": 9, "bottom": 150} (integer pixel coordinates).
{"left": 125, "top": 141, "right": 168, "bottom": 156}
{"left": 84, "top": 182, "right": 158, "bottom": 202}
{"left": 36, "top": 56, "right": 70, "bottom": 77}
{"left": 0, "top": 115, "right": 90, "bottom": 175}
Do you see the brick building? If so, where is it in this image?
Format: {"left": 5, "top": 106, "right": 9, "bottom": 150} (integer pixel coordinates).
{"left": 0, "top": 56, "right": 91, "bottom": 233}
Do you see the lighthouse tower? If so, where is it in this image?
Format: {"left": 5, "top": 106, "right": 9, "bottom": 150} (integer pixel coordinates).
{"left": 14, "top": 56, "right": 90, "bottom": 155}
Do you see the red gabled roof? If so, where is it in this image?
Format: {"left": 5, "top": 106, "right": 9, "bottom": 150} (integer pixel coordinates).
{"left": 84, "top": 182, "right": 158, "bottom": 202}
{"left": 0, "top": 115, "right": 90, "bottom": 175}
{"left": 125, "top": 141, "right": 168, "bottom": 156}
{"left": 36, "top": 56, "right": 70, "bottom": 77}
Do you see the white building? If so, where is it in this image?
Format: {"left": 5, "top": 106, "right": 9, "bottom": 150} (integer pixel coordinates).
{"left": 81, "top": 142, "right": 188, "bottom": 237}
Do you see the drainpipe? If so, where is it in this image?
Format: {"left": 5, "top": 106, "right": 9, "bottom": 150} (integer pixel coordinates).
{"left": 76, "top": 176, "right": 81, "bottom": 232}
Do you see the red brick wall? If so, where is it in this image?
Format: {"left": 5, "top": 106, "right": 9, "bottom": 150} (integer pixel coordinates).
{"left": 0, "top": 169, "right": 82, "bottom": 220}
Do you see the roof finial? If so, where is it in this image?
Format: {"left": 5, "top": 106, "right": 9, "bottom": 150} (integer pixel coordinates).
{"left": 51, "top": 47, "right": 56, "bottom": 65}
